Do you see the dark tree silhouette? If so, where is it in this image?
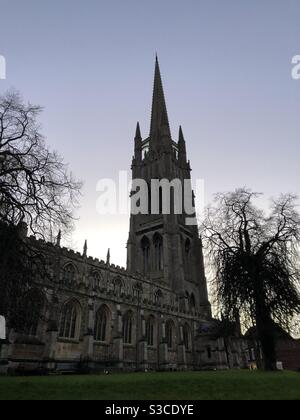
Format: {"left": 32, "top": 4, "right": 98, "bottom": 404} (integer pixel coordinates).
{"left": 0, "top": 90, "right": 82, "bottom": 330}
{"left": 0, "top": 90, "right": 81, "bottom": 237}
{"left": 202, "top": 188, "right": 300, "bottom": 370}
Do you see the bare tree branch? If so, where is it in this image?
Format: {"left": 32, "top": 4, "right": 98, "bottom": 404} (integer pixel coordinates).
{"left": 201, "top": 188, "right": 300, "bottom": 371}
{"left": 0, "top": 89, "right": 82, "bottom": 330}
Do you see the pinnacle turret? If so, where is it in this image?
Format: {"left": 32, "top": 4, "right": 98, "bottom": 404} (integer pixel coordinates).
{"left": 135, "top": 122, "right": 142, "bottom": 140}
{"left": 178, "top": 126, "right": 187, "bottom": 164}
{"left": 83, "top": 240, "right": 88, "bottom": 257}
{"left": 134, "top": 122, "right": 142, "bottom": 160}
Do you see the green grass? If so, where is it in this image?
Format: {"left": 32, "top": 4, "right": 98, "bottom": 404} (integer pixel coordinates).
{"left": 0, "top": 371, "right": 300, "bottom": 400}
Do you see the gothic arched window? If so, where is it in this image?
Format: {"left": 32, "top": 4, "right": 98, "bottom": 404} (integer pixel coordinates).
{"left": 94, "top": 306, "right": 110, "bottom": 342}
{"left": 154, "top": 233, "right": 163, "bottom": 271}
{"left": 183, "top": 324, "right": 192, "bottom": 351}
{"left": 92, "top": 271, "right": 102, "bottom": 290}
{"left": 114, "top": 277, "right": 123, "bottom": 296}
{"left": 63, "top": 263, "right": 76, "bottom": 285}
{"left": 141, "top": 236, "right": 150, "bottom": 273}
{"left": 59, "top": 300, "right": 81, "bottom": 340}
{"left": 166, "top": 320, "right": 175, "bottom": 350}
{"left": 146, "top": 316, "right": 155, "bottom": 347}
{"left": 133, "top": 283, "right": 143, "bottom": 300}
{"left": 154, "top": 289, "right": 163, "bottom": 306}
{"left": 123, "top": 311, "right": 133, "bottom": 345}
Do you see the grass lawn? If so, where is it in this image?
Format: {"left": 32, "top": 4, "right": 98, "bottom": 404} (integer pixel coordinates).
{"left": 0, "top": 370, "right": 299, "bottom": 400}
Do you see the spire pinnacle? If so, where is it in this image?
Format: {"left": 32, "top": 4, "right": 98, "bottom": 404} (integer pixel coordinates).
{"left": 179, "top": 126, "right": 185, "bottom": 143}
{"left": 134, "top": 122, "right": 142, "bottom": 161}
{"left": 106, "top": 248, "right": 111, "bottom": 265}
{"left": 150, "top": 56, "right": 171, "bottom": 139}
{"left": 83, "top": 240, "right": 87, "bottom": 257}
{"left": 178, "top": 126, "right": 187, "bottom": 164}
{"left": 135, "top": 122, "right": 142, "bottom": 140}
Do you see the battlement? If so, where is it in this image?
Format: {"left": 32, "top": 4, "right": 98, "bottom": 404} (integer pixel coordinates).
{"left": 28, "top": 231, "right": 130, "bottom": 278}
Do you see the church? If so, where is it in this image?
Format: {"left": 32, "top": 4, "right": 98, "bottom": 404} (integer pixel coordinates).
{"left": 0, "top": 58, "right": 247, "bottom": 373}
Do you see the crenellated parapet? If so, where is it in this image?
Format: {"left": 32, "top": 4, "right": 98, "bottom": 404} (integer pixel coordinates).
{"left": 26, "top": 233, "right": 201, "bottom": 319}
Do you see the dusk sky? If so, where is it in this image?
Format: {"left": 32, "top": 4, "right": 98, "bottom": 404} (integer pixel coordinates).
{"left": 0, "top": 0, "right": 300, "bottom": 266}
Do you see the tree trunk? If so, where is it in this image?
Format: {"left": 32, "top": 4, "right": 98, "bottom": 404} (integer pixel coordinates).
{"left": 253, "top": 268, "right": 277, "bottom": 371}
{"left": 256, "top": 315, "right": 277, "bottom": 370}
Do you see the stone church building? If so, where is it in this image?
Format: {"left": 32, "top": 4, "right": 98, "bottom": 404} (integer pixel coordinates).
{"left": 0, "top": 59, "right": 247, "bottom": 373}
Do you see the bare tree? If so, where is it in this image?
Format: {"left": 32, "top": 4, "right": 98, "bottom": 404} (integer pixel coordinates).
{"left": 0, "top": 90, "right": 81, "bottom": 238}
{"left": 0, "top": 90, "right": 82, "bottom": 329}
{"left": 202, "top": 188, "right": 300, "bottom": 370}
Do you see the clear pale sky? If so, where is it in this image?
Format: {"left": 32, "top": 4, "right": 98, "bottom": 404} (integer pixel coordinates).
{"left": 0, "top": 0, "right": 299, "bottom": 266}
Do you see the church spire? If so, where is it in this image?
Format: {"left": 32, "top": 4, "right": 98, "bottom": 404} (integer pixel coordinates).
{"left": 149, "top": 56, "right": 171, "bottom": 140}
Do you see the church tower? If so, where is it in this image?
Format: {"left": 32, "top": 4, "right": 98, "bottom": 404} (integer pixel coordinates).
{"left": 127, "top": 57, "right": 211, "bottom": 318}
